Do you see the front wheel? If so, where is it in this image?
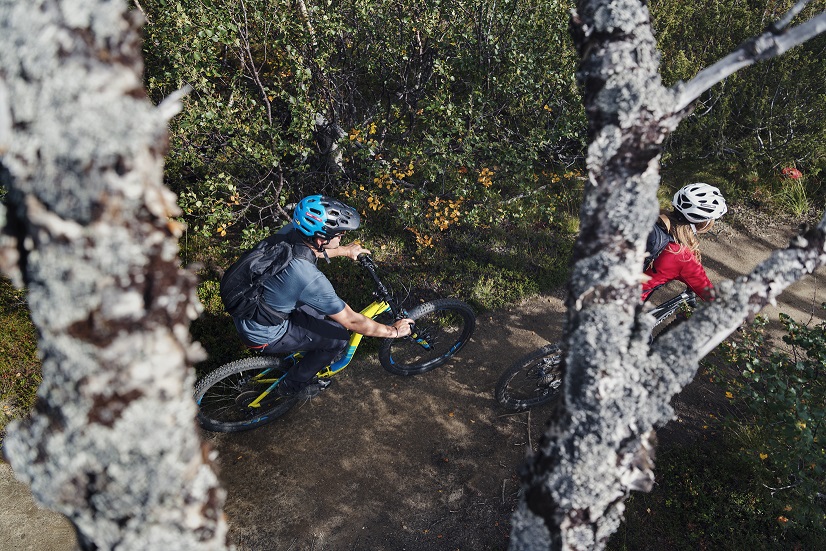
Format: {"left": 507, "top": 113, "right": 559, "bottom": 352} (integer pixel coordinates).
{"left": 379, "top": 298, "right": 476, "bottom": 376}
{"left": 495, "top": 344, "right": 563, "bottom": 411}
{"left": 194, "top": 356, "right": 296, "bottom": 432}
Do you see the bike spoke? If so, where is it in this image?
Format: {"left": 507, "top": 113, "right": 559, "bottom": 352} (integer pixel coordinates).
{"left": 496, "top": 345, "right": 563, "bottom": 410}
{"left": 398, "top": 316, "right": 461, "bottom": 363}
{"left": 194, "top": 358, "right": 294, "bottom": 431}
{"left": 379, "top": 299, "right": 476, "bottom": 376}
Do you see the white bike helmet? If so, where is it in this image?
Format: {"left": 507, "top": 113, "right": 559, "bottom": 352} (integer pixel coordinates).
{"left": 672, "top": 183, "right": 728, "bottom": 223}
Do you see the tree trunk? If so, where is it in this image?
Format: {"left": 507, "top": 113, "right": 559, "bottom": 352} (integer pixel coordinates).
{"left": 509, "top": 1, "right": 826, "bottom": 549}
{"left": 0, "top": 1, "right": 229, "bottom": 549}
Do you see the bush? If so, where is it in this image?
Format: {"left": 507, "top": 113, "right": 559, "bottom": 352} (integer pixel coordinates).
{"left": 719, "top": 314, "right": 826, "bottom": 535}
{"left": 611, "top": 313, "right": 826, "bottom": 551}
{"left": 653, "top": 0, "right": 826, "bottom": 179}
{"left": 140, "top": 0, "right": 587, "bottom": 253}
{"left": 611, "top": 439, "right": 811, "bottom": 550}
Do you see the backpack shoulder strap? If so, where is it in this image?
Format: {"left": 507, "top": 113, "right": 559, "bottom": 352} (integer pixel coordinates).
{"left": 643, "top": 216, "right": 675, "bottom": 273}
{"left": 283, "top": 229, "right": 318, "bottom": 264}
{"left": 657, "top": 213, "right": 672, "bottom": 235}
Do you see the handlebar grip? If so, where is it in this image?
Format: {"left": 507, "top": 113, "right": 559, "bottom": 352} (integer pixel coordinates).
{"left": 357, "top": 253, "right": 373, "bottom": 268}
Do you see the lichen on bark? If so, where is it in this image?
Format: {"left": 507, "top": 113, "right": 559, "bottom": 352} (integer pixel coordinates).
{"left": 0, "top": 1, "right": 229, "bottom": 549}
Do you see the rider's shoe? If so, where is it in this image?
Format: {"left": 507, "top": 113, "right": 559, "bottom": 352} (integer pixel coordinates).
{"left": 272, "top": 378, "right": 332, "bottom": 401}
{"left": 297, "top": 378, "right": 332, "bottom": 399}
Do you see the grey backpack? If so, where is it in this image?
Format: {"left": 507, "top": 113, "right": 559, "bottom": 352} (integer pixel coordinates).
{"left": 220, "top": 231, "right": 316, "bottom": 325}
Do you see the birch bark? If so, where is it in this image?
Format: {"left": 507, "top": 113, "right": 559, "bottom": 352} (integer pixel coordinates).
{"left": 0, "top": 1, "right": 229, "bottom": 549}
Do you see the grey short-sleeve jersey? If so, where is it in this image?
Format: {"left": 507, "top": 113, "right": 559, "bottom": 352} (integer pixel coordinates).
{"left": 233, "top": 249, "right": 346, "bottom": 345}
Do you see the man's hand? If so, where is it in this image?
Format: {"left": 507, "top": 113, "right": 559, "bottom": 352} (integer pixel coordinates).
{"left": 337, "top": 241, "right": 371, "bottom": 261}
{"left": 391, "top": 318, "right": 415, "bottom": 338}
{"left": 340, "top": 241, "right": 370, "bottom": 260}
{"left": 313, "top": 235, "right": 371, "bottom": 260}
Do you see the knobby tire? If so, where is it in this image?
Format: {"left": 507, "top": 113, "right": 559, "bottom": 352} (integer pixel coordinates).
{"left": 194, "top": 356, "right": 296, "bottom": 432}
{"left": 495, "top": 343, "right": 563, "bottom": 411}
{"left": 379, "top": 298, "right": 476, "bottom": 376}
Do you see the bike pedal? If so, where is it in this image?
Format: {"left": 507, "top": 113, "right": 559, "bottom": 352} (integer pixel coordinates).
{"left": 298, "top": 378, "right": 333, "bottom": 399}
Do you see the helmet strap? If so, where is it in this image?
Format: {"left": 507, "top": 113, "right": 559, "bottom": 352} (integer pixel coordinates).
{"left": 315, "top": 235, "right": 333, "bottom": 263}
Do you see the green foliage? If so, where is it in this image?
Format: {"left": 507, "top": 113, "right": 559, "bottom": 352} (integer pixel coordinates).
{"left": 333, "top": 0, "right": 585, "bottom": 230}
{"left": 652, "top": 0, "right": 826, "bottom": 186}
{"left": 142, "top": 0, "right": 826, "bottom": 276}
{"left": 613, "top": 313, "right": 826, "bottom": 550}
{"left": 142, "top": 0, "right": 322, "bottom": 239}
{"left": 610, "top": 438, "right": 825, "bottom": 550}
{"left": 0, "top": 278, "right": 40, "bottom": 448}
{"left": 719, "top": 314, "right": 826, "bottom": 533}
{"left": 139, "top": 0, "right": 586, "bottom": 251}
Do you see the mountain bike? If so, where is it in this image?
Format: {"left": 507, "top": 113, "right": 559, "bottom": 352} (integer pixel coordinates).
{"left": 194, "top": 254, "right": 476, "bottom": 432}
{"left": 495, "top": 288, "right": 697, "bottom": 411}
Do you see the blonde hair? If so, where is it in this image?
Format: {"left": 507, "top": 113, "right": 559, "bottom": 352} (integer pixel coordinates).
{"left": 659, "top": 210, "right": 701, "bottom": 262}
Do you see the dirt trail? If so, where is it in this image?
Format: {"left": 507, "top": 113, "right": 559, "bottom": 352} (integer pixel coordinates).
{"left": 1, "top": 216, "right": 823, "bottom": 551}
{"left": 202, "top": 215, "right": 824, "bottom": 551}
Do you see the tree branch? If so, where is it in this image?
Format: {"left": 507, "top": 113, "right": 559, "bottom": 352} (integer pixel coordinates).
{"left": 236, "top": 0, "right": 273, "bottom": 125}
{"left": 654, "top": 213, "right": 826, "bottom": 365}
{"left": 675, "top": 4, "right": 826, "bottom": 112}
{"left": 295, "top": 0, "right": 318, "bottom": 51}
{"left": 132, "top": 0, "right": 150, "bottom": 24}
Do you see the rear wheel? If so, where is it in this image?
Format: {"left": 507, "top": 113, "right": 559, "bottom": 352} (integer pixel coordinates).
{"left": 194, "top": 356, "right": 296, "bottom": 432}
{"left": 379, "top": 298, "right": 476, "bottom": 376}
{"left": 495, "top": 344, "right": 563, "bottom": 411}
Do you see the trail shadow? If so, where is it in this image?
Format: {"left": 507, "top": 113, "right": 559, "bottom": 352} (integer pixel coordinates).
{"left": 702, "top": 221, "right": 826, "bottom": 335}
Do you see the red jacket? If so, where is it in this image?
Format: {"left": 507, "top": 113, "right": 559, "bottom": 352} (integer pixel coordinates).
{"left": 642, "top": 242, "right": 713, "bottom": 301}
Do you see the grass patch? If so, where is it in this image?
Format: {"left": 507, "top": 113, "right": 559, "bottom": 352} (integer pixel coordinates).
{"left": 611, "top": 427, "right": 826, "bottom": 551}
{"left": 774, "top": 177, "right": 811, "bottom": 217}
{"left": 0, "top": 278, "right": 40, "bottom": 450}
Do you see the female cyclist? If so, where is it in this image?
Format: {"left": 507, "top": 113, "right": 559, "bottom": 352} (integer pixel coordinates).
{"left": 642, "top": 183, "right": 728, "bottom": 302}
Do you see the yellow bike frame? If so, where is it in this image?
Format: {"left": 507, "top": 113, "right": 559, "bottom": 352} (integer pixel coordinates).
{"left": 246, "top": 300, "right": 391, "bottom": 407}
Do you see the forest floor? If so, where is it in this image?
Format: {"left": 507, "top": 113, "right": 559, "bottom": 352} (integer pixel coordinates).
{"left": 1, "top": 212, "right": 824, "bottom": 551}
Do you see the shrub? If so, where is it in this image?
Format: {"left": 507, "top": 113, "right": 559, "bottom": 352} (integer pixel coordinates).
{"left": 719, "top": 314, "right": 826, "bottom": 538}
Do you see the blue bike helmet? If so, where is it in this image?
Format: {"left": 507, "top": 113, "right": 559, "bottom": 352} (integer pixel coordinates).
{"left": 292, "top": 195, "right": 361, "bottom": 240}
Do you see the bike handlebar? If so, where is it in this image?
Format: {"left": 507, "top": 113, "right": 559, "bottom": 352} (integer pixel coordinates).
{"left": 650, "top": 287, "right": 696, "bottom": 319}
{"left": 357, "top": 253, "right": 407, "bottom": 320}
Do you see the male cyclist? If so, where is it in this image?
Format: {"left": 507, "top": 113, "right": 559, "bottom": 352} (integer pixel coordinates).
{"left": 233, "top": 195, "right": 413, "bottom": 398}
{"left": 642, "top": 183, "right": 728, "bottom": 302}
